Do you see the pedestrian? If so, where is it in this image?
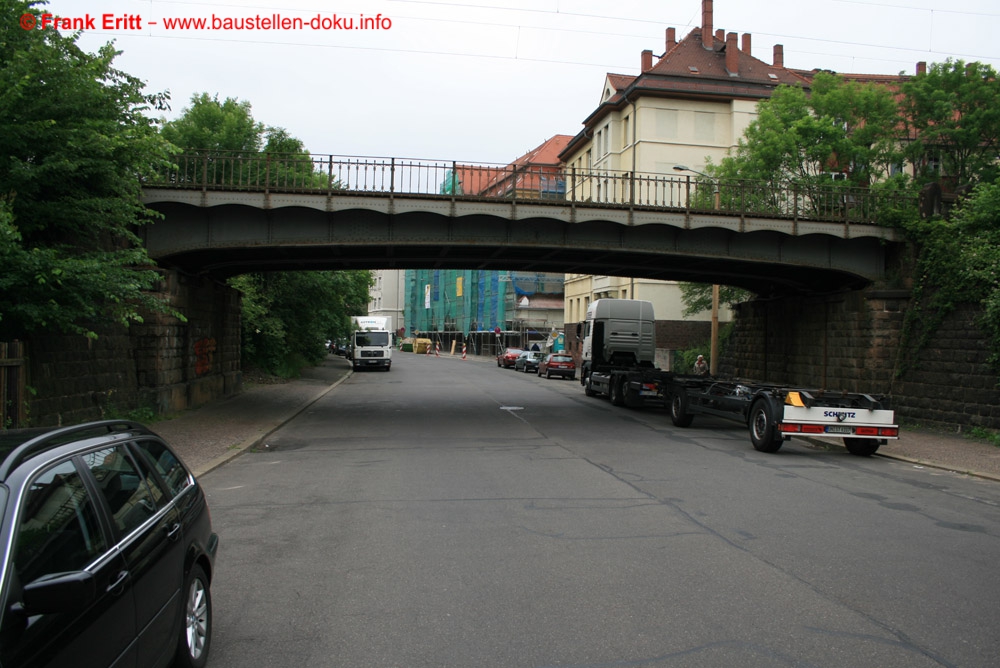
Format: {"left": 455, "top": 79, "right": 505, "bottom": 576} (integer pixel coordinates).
{"left": 694, "top": 354, "right": 709, "bottom": 376}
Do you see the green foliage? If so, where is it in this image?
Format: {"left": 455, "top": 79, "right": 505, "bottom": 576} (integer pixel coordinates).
{"left": 709, "top": 72, "right": 908, "bottom": 221}
{"left": 160, "top": 93, "right": 327, "bottom": 189}
{"left": 679, "top": 283, "right": 753, "bottom": 318}
{"left": 900, "top": 59, "right": 1000, "bottom": 189}
{"left": 713, "top": 73, "right": 902, "bottom": 187}
{"left": 230, "top": 271, "right": 372, "bottom": 375}
{"left": 897, "top": 178, "right": 1000, "bottom": 372}
{"left": 0, "top": 0, "right": 178, "bottom": 338}
{"left": 967, "top": 427, "right": 1000, "bottom": 448}
{"left": 162, "top": 92, "right": 366, "bottom": 374}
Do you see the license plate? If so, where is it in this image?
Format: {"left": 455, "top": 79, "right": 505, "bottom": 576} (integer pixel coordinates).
{"left": 825, "top": 425, "right": 852, "bottom": 434}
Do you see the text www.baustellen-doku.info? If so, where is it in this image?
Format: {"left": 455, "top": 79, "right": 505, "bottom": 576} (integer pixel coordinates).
{"left": 19, "top": 11, "right": 392, "bottom": 32}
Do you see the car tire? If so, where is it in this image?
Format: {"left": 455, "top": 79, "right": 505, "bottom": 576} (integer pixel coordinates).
{"left": 609, "top": 377, "right": 625, "bottom": 406}
{"left": 844, "top": 438, "right": 880, "bottom": 457}
{"left": 670, "top": 391, "right": 694, "bottom": 427}
{"left": 749, "top": 400, "right": 783, "bottom": 453}
{"left": 545, "top": 371, "right": 551, "bottom": 379}
{"left": 174, "top": 564, "right": 212, "bottom": 668}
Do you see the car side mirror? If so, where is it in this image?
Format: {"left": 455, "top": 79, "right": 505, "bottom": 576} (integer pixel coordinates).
{"left": 21, "top": 571, "right": 96, "bottom": 616}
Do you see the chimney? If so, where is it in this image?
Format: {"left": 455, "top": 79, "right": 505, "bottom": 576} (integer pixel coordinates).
{"left": 773, "top": 44, "right": 784, "bottom": 68}
{"left": 726, "top": 32, "right": 738, "bottom": 75}
{"left": 742, "top": 33, "right": 752, "bottom": 55}
{"left": 916, "top": 61, "right": 927, "bottom": 75}
{"left": 715, "top": 29, "right": 724, "bottom": 43}
{"left": 702, "top": 0, "right": 713, "bottom": 50}
{"left": 641, "top": 49, "right": 653, "bottom": 72}
{"left": 666, "top": 27, "right": 676, "bottom": 52}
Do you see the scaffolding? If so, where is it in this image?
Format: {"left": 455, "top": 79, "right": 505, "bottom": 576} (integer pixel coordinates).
{"left": 404, "top": 270, "right": 563, "bottom": 357}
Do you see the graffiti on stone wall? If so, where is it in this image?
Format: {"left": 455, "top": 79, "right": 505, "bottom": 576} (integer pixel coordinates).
{"left": 194, "top": 337, "right": 217, "bottom": 376}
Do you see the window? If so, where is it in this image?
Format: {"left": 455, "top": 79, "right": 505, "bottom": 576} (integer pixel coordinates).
{"left": 15, "top": 460, "right": 107, "bottom": 584}
{"left": 695, "top": 112, "right": 716, "bottom": 141}
{"left": 623, "top": 115, "right": 630, "bottom": 148}
{"left": 135, "top": 438, "right": 191, "bottom": 497}
{"left": 85, "top": 446, "right": 160, "bottom": 536}
{"left": 655, "top": 109, "right": 678, "bottom": 139}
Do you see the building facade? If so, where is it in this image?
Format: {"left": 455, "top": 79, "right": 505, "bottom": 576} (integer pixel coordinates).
{"left": 368, "top": 269, "right": 406, "bottom": 334}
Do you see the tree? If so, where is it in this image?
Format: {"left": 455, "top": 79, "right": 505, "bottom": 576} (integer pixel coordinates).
{"left": 900, "top": 59, "right": 1000, "bottom": 190}
{"left": 898, "top": 178, "right": 1000, "bottom": 371}
{"left": 0, "top": 0, "right": 177, "bottom": 339}
{"left": 708, "top": 72, "right": 907, "bottom": 221}
{"left": 161, "top": 93, "right": 371, "bottom": 374}
{"left": 160, "top": 93, "right": 327, "bottom": 189}
{"left": 230, "top": 271, "right": 372, "bottom": 375}
{"left": 679, "top": 283, "right": 752, "bottom": 317}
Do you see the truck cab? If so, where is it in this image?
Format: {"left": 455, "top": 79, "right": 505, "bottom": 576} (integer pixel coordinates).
{"left": 580, "top": 299, "right": 657, "bottom": 379}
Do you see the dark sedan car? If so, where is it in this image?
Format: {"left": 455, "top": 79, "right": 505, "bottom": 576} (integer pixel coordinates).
{"left": 538, "top": 353, "right": 576, "bottom": 379}
{"left": 0, "top": 420, "right": 218, "bottom": 668}
{"left": 514, "top": 350, "right": 545, "bottom": 373}
{"left": 497, "top": 347, "right": 524, "bottom": 368}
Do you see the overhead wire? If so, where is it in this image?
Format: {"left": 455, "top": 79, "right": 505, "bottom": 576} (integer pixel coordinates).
{"left": 90, "top": 0, "right": 1000, "bottom": 70}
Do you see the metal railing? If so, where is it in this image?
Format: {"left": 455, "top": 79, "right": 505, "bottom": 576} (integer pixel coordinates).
{"left": 147, "top": 152, "right": 916, "bottom": 225}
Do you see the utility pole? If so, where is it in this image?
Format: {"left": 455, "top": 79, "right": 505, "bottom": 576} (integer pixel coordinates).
{"left": 674, "top": 165, "right": 720, "bottom": 375}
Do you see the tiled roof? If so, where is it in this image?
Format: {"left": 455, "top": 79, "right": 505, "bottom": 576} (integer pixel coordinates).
{"left": 650, "top": 29, "right": 806, "bottom": 87}
{"left": 454, "top": 135, "right": 573, "bottom": 196}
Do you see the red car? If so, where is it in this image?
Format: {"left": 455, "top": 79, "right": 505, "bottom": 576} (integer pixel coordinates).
{"left": 538, "top": 353, "right": 576, "bottom": 379}
{"left": 497, "top": 347, "right": 524, "bottom": 368}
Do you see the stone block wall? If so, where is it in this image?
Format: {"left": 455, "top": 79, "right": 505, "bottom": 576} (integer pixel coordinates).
{"left": 891, "top": 305, "right": 1000, "bottom": 429}
{"left": 24, "top": 270, "right": 242, "bottom": 427}
{"left": 720, "top": 290, "right": 999, "bottom": 430}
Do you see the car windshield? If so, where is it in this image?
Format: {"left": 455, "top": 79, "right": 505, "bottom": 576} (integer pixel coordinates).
{"left": 550, "top": 355, "right": 573, "bottom": 362}
{"left": 355, "top": 331, "right": 389, "bottom": 347}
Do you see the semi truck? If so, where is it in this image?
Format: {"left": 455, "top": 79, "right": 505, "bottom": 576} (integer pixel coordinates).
{"left": 578, "top": 299, "right": 898, "bottom": 455}
{"left": 350, "top": 316, "right": 392, "bottom": 371}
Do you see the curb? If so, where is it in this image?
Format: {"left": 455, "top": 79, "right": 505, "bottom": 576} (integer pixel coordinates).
{"left": 192, "top": 369, "right": 353, "bottom": 477}
{"left": 874, "top": 451, "right": 1000, "bottom": 483}
{"left": 800, "top": 435, "right": 1000, "bottom": 483}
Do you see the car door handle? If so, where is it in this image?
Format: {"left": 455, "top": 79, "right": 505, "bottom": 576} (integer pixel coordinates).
{"left": 166, "top": 523, "right": 182, "bottom": 542}
{"left": 107, "top": 570, "right": 129, "bottom": 594}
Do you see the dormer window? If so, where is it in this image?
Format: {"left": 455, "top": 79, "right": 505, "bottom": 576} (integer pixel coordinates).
{"left": 689, "top": 66, "right": 699, "bottom": 74}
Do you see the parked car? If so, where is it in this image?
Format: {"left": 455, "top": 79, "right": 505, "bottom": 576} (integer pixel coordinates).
{"left": 0, "top": 420, "right": 219, "bottom": 668}
{"left": 497, "top": 347, "right": 524, "bottom": 368}
{"left": 538, "top": 352, "right": 576, "bottom": 379}
{"left": 514, "top": 350, "right": 545, "bottom": 373}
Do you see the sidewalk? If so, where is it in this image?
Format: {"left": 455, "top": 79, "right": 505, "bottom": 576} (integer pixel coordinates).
{"left": 152, "top": 354, "right": 1000, "bottom": 482}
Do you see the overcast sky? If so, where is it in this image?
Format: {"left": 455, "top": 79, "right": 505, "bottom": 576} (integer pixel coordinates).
{"left": 67, "top": 0, "right": 1000, "bottom": 164}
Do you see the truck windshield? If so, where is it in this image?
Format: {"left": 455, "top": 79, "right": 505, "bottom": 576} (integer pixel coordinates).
{"left": 355, "top": 332, "right": 389, "bottom": 347}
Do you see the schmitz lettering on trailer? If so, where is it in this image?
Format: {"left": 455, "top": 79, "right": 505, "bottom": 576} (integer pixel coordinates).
{"left": 824, "top": 410, "right": 857, "bottom": 421}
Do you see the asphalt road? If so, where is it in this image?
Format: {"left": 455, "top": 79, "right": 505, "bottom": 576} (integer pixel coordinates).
{"left": 201, "top": 353, "right": 1000, "bottom": 668}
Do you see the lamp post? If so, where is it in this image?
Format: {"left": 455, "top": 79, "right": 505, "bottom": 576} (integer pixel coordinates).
{"left": 673, "top": 165, "right": 720, "bottom": 376}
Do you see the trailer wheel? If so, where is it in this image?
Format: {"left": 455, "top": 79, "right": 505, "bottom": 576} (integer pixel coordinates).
{"left": 844, "top": 438, "right": 880, "bottom": 457}
{"left": 584, "top": 373, "right": 598, "bottom": 397}
{"left": 624, "top": 384, "right": 642, "bottom": 409}
{"left": 609, "top": 377, "right": 625, "bottom": 406}
{"left": 670, "top": 391, "right": 693, "bottom": 427}
{"left": 749, "top": 400, "right": 783, "bottom": 453}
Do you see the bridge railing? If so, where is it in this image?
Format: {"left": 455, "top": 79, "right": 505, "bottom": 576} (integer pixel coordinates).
{"left": 149, "top": 152, "right": 915, "bottom": 225}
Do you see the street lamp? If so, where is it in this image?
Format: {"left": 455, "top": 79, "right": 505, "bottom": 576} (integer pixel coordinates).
{"left": 673, "top": 165, "right": 720, "bottom": 210}
{"left": 673, "top": 165, "right": 721, "bottom": 376}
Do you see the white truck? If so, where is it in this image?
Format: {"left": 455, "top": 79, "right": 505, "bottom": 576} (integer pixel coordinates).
{"left": 350, "top": 316, "right": 392, "bottom": 371}
{"left": 579, "top": 299, "right": 898, "bottom": 455}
